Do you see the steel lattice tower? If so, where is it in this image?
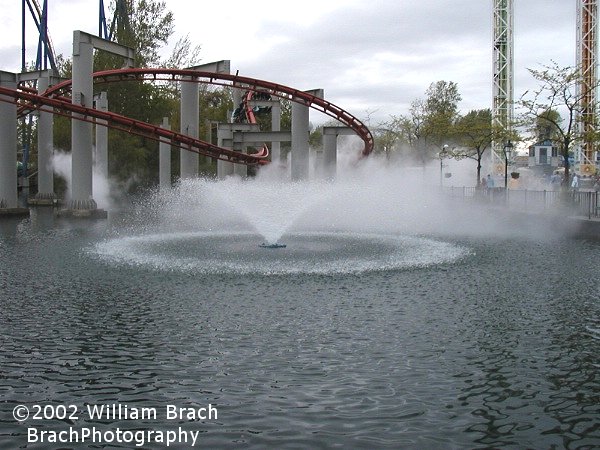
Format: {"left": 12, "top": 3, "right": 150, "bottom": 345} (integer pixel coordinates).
{"left": 492, "top": 0, "right": 514, "bottom": 174}
{"left": 577, "top": 0, "right": 598, "bottom": 170}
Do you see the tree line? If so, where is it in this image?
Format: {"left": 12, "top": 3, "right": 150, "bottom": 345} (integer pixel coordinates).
{"left": 371, "top": 61, "right": 599, "bottom": 187}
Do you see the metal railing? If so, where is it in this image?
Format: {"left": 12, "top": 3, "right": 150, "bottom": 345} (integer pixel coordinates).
{"left": 443, "top": 187, "right": 600, "bottom": 219}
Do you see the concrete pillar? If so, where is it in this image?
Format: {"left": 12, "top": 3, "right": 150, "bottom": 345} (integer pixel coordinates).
{"left": 180, "top": 78, "right": 199, "bottom": 179}
{"left": 291, "top": 101, "right": 310, "bottom": 181}
{"left": 217, "top": 125, "right": 234, "bottom": 179}
{"left": 233, "top": 134, "right": 247, "bottom": 178}
{"left": 271, "top": 102, "right": 281, "bottom": 164}
{"left": 159, "top": 117, "right": 171, "bottom": 190}
{"left": 232, "top": 88, "right": 246, "bottom": 179}
{"left": 322, "top": 132, "right": 337, "bottom": 179}
{"left": 70, "top": 36, "right": 95, "bottom": 210}
{"left": 0, "top": 72, "right": 18, "bottom": 208}
{"left": 94, "top": 91, "right": 108, "bottom": 178}
{"left": 218, "top": 88, "right": 242, "bottom": 178}
{"left": 35, "top": 73, "right": 55, "bottom": 200}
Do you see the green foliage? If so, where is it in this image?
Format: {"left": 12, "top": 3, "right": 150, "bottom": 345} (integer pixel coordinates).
{"left": 535, "top": 109, "right": 562, "bottom": 142}
{"left": 93, "top": 0, "right": 192, "bottom": 188}
{"left": 110, "top": 0, "right": 173, "bottom": 68}
{"left": 453, "top": 109, "right": 494, "bottom": 186}
{"left": 454, "top": 109, "right": 493, "bottom": 153}
{"left": 518, "top": 61, "right": 597, "bottom": 179}
{"left": 381, "top": 81, "right": 462, "bottom": 164}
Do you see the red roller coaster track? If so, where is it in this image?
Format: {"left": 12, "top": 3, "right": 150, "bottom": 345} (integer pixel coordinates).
{"left": 1, "top": 68, "right": 374, "bottom": 166}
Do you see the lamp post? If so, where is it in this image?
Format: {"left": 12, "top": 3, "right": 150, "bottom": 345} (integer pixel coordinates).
{"left": 504, "top": 141, "right": 513, "bottom": 189}
{"left": 440, "top": 144, "right": 449, "bottom": 186}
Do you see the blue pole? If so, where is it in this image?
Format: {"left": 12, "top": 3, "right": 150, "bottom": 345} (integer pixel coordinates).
{"left": 21, "top": 0, "right": 26, "bottom": 71}
{"left": 99, "top": 0, "right": 109, "bottom": 39}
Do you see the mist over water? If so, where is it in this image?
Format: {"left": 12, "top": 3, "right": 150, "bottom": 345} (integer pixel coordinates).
{"left": 52, "top": 150, "right": 115, "bottom": 209}
{"left": 92, "top": 150, "right": 575, "bottom": 275}
{"left": 129, "top": 151, "right": 568, "bottom": 241}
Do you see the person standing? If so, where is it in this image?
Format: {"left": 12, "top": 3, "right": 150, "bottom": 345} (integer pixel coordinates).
{"left": 571, "top": 173, "right": 579, "bottom": 191}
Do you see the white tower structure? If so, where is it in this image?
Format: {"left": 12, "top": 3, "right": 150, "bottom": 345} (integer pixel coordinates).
{"left": 577, "top": 0, "right": 598, "bottom": 173}
{"left": 492, "top": 0, "right": 514, "bottom": 175}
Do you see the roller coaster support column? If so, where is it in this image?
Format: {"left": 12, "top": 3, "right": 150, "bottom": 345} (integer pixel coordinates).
{"left": 36, "top": 71, "right": 57, "bottom": 202}
{"left": 0, "top": 72, "right": 26, "bottom": 214}
{"left": 292, "top": 89, "right": 323, "bottom": 181}
{"left": 71, "top": 34, "right": 95, "bottom": 210}
{"left": 321, "top": 126, "right": 355, "bottom": 180}
{"left": 94, "top": 92, "right": 108, "bottom": 178}
{"left": 217, "top": 123, "right": 258, "bottom": 179}
{"left": 180, "top": 78, "right": 199, "bottom": 178}
{"left": 291, "top": 101, "right": 309, "bottom": 180}
{"left": 159, "top": 117, "right": 171, "bottom": 190}
{"left": 68, "top": 30, "right": 133, "bottom": 214}
{"left": 18, "top": 69, "right": 59, "bottom": 205}
{"left": 217, "top": 87, "right": 242, "bottom": 178}
{"left": 181, "top": 61, "right": 230, "bottom": 179}
{"left": 271, "top": 101, "right": 281, "bottom": 164}
{"left": 233, "top": 136, "right": 248, "bottom": 178}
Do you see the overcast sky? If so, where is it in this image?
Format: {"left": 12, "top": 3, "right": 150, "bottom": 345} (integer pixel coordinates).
{"left": 0, "top": 0, "right": 576, "bottom": 125}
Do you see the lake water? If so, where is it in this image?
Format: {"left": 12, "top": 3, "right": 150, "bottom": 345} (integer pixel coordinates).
{"left": 0, "top": 207, "right": 598, "bottom": 449}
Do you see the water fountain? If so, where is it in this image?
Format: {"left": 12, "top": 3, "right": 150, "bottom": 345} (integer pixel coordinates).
{"left": 91, "top": 160, "right": 476, "bottom": 275}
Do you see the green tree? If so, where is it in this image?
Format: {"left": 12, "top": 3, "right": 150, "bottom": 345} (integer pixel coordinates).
{"left": 421, "top": 80, "right": 462, "bottom": 151}
{"left": 452, "top": 109, "right": 495, "bottom": 187}
{"left": 534, "top": 109, "right": 562, "bottom": 142}
{"left": 388, "top": 81, "right": 462, "bottom": 166}
{"left": 92, "top": 0, "right": 180, "bottom": 188}
{"left": 518, "top": 61, "right": 600, "bottom": 183}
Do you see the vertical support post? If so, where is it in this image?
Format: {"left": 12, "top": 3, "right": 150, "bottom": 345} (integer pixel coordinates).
{"left": 94, "top": 91, "right": 108, "bottom": 179}
{"left": 159, "top": 117, "right": 171, "bottom": 190}
{"left": 233, "top": 132, "right": 247, "bottom": 178}
{"left": 0, "top": 72, "right": 18, "bottom": 209}
{"left": 71, "top": 34, "right": 95, "bottom": 210}
{"left": 35, "top": 71, "right": 55, "bottom": 201}
{"left": 291, "top": 101, "right": 310, "bottom": 181}
{"left": 322, "top": 133, "right": 337, "bottom": 179}
{"left": 271, "top": 102, "right": 281, "bottom": 164}
{"left": 217, "top": 125, "right": 234, "bottom": 179}
{"left": 180, "top": 77, "right": 199, "bottom": 179}
{"left": 94, "top": 91, "right": 108, "bottom": 188}
{"left": 218, "top": 88, "right": 241, "bottom": 178}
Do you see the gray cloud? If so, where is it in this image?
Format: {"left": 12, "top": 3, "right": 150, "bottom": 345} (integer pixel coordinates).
{"left": 1, "top": 0, "right": 576, "bottom": 126}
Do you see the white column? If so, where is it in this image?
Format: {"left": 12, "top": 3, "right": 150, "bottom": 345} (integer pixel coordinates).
{"left": 94, "top": 91, "right": 108, "bottom": 178}
{"left": 159, "top": 117, "right": 171, "bottom": 190}
{"left": 271, "top": 102, "right": 281, "bottom": 164}
{"left": 323, "top": 132, "right": 337, "bottom": 179}
{"left": 180, "top": 78, "right": 199, "bottom": 179}
{"left": 36, "top": 73, "right": 55, "bottom": 199}
{"left": 291, "top": 101, "right": 310, "bottom": 181}
{"left": 218, "top": 88, "right": 242, "bottom": 178}
{"left": 233, "top": 133, "right": 247, "bottom": 178}
{"left": 71, "top": 36, "right": 95, "bottom": 209}
{"left": 217, "top": 125, "right": 234, "bottom": 179}
{"left": 0, "top": 72, "right": 18, "bottom": 208}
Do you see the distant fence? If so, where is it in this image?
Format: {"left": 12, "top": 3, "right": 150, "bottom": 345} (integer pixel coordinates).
{"left": 443, "top": 187, "right": 600, "bottom": 219}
